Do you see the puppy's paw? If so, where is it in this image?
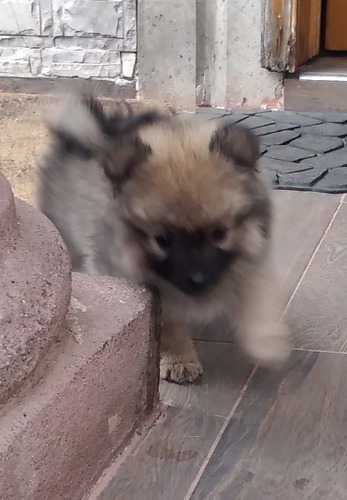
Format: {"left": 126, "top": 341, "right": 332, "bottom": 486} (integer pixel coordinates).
{"left": 242, "top": 323, "right": 291, "bottom": 367}
{"left": 160, "top": 354, "right": 203, "bottom": 384}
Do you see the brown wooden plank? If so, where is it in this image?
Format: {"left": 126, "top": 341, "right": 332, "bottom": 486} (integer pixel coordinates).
{"left": 95, "top": 407, "right": 224, "bottom": 500}
{"left": 325, "top": 0, "right": 347, "bottom": 51}
{"left": 190, "top": 351, "right": 347, "bottom": 500}
{"left": 160, "top": 342, "right": 253, "bottom": 417}
{"left": 285, "top": 203, "right": 347, "bottom": 351}
{"left": 284, "top": 78, "right": 347, "bottom": 112}
{"left": 194, "top": 191, "right": 340, "bottom": 342}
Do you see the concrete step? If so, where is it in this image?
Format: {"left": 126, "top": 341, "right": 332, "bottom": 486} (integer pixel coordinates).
{"left": 0, "top": 172, "right": 160, "bottom": 500}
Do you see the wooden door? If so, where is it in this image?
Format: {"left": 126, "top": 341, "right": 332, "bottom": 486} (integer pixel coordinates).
{"left": 325, "top": 0, "right": 347, "bottom": 51}
{"left": 262, "top": 0, "right": 322, "bottom": 73}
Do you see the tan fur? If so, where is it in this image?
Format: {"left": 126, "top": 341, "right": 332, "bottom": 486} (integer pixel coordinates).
{"left": 38, "top": 96, "right": 291, "bottom": 384}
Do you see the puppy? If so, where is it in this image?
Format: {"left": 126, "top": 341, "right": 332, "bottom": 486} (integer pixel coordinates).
{"left": 38, "top": 96, "right": 291, "bottom": 384}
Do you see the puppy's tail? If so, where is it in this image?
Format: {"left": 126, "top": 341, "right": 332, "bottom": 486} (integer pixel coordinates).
{"left": 45, "top": 95, "right": 166, "bottom": 156}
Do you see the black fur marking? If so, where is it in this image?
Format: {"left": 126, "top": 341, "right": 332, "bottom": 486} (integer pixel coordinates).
{"left": 105, "top": 111, "right": 166, "bottom": 137}
{"left": 83, "top": 96, "right": 167, "bottom": 138}
{"left": 209, "top": 124, "right": 260, "bottom": 170}
{"left": 103, "top": 135, "right": 152, "bottom": 195}
{"left": 54, "top": 129, "right": 94, "bottom": 159}
{"left": 147, "top": 229, "right": 236, "bottom": 295}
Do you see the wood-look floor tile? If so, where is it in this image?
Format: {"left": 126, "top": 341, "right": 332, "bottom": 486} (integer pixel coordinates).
{"left": 194, "top": 191, "right": 340, "bottom": 342}
{"left": 271, "top": 190, "right": 340, "bottom": 299}
{"left": 160, "top": 341, "right": 254, "bottom": 417}
{"left": 285, "top": 203, "right": 347, "bottom": 351}
{"left": 190, "top": 351, "right": 347, "bottom": 500}
{"left": 97, "top": 407, "right": 224, "bottom": 500}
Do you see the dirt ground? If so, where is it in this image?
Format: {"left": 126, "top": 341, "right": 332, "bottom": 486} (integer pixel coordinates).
{"left": 0, "top": 93, "right": 50, "bottom": 204}
{"left": 0, "top": 92, "right": 174, "bottom": 205}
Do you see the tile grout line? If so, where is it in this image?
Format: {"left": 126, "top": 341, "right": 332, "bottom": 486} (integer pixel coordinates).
{"left": 293, "top": 347, "right": 347, "bottom": 355}
{"left": 184, "top": 365, "right": 258, "bottom": 500}
{"left": 282, "top": 200, "right": 342, "bottom": 317}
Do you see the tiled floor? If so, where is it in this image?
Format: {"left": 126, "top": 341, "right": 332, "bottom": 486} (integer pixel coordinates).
{"left": 89, "top": 190, "right": 347, "bottom": 500}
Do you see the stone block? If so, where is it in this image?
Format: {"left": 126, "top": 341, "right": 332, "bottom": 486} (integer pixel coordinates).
{"left": 0, "top": 171, "right": 160, "bottom": 499}
{"left": 265, "top": 111, "right": 323, "bottom": 126}
{"left": 0, "top": 35, "right": 44, "bottom": 49}
{"left": 0, "top": 0, "right": 41, "bottom": 36}
{"left": 301, "top": 147, "right": 347, "bottom": 170}
{"left": 254, "top": 122, "right": 300, "bottom": 137}
{"left": 314, "top": 167, "right": 347, "bottom": 193}
{"left": 259, "top": 157, "right": 313, "bottom": 174}
{"left": 215, "top": 113, "right": 249, "bottom": 125}
{"left": 276, "top": 168, "right": 328, "bottom": 191}
{"left": 0, "top": 274, "right": 159, "bottom": 500}
{"left": 41, "top": 47, "right": 121, "bottom": 78}
{"left": 299, "top": 112, "right": 347, "bottom": 124}
{"left": 260, "top": 130, "right": 301, "bottom": 146}
{"left": 40, "top": 0, "right": 53, "bottom": 35}
{"left": 241, "top": 115, "right": 275, "bottom": 130}
{"left": 290, "top": 134, "right": 344, "bottom": 154}
{"left": 0, "top": 47, "right": 42, "bottom": 77}
{"left": 300, "top": 123, "right": 347, "bottom": 138}
{"left": 0, "top": 174, "right": 71, "bottom": 405}
{"left": 52, "top": 0, "right": 123, "bottom": 37}
{"left": 121, "top": 51, "right": 136, "bottom": 78}
{"left": 53, "top": 36, "right": 124, "bottom": 51}
{"left": 264, "top": 145, "right": 316, "bottom": 162}
{"left": 123, "top": 0, "right": 137, "bottom": 50}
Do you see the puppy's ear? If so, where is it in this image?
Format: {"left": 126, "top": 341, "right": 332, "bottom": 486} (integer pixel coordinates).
{"left": 209, "top": 124, "right": 260, "bottom": 170}
{"left": 103, "top": 134, "right": 152, "bottom": 195}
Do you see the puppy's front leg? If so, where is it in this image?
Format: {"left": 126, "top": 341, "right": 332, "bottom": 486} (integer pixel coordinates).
{"left": 235, "top": 268, "right": 291, "bottom": 366}
{"left": 160, "top": 321, "right": 203, "bottom": 384}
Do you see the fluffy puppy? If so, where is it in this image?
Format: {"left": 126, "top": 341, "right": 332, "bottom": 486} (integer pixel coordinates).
{"left": 38, "top": 96, "right": 291, "bottom": 383}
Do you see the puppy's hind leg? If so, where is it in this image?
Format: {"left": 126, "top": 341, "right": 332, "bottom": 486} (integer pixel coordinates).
{"left": 235, "top": 267, "right": 291, "bottom": 367}
{"left": 160, "top": 321, "right": 203, "bottom": 384}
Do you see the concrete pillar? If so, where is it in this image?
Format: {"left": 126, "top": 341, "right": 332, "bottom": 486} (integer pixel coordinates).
{"left": 196, "top": 0, "right": 283, "bottom": 109}
{"left": 137, "top": 0, "right": 196, "bottom": 111}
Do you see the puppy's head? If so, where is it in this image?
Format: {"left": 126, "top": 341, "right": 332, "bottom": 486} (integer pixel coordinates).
{"left": 104, "top": 115, "right": 271, "bottom": 296}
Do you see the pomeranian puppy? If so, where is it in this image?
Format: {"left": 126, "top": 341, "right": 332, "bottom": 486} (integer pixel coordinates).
{"left": 38, "top": 95, "right": 291, "bottom": 384}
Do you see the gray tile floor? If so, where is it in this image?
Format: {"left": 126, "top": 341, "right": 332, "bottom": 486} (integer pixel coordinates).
{"left": 89, "top": 189, "right": 347, "bottom": 500}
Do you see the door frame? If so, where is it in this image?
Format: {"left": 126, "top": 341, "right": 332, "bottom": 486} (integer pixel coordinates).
{"left": 261, "top": 0, "right": 322, "bottom": 73}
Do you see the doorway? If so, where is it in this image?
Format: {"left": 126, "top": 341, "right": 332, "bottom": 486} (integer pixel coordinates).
{"left": 262, "top": 0, "right": 347, "bottom": 110}
{"left": 299, "top": 0, "right": 347, "bottom": 82}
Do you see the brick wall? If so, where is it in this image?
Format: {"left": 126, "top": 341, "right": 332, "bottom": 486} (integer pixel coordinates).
{"left": 0, "top": 0, "right": 136, "bottom": 82}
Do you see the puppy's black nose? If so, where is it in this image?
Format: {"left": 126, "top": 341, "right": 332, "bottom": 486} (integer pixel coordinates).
{"left": 187, "top": 272, "right": 207, "bottom": 291}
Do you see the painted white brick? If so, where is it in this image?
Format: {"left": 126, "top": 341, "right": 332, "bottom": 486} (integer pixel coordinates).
{"left": 44, "top": 47, "right": 120, "bottom": 64}
{"left": 53, "top": 0, "right": 123, "bottom": 37}
{"left": 40, "top": 0, "right": 54, "bottom": 35}
{"left": 0, "top": 35, "right": 43, "bottom": 49}
{"left": 0, "top": 47, "right": 41, "bottom": 76}
{"left": 50, "top": 62, "right": 121, "bottom": 79}
{"left": 123, "top": 0, "right": 136, "bottom": 50}
{"left": 121, "top": 52, "right": 136, "bottom": 78}
{"left": 0, "top": 0, "right": 41, "bottom": 35}
{"left": 0, "top": 0, "right": 136, "bottom": 79}
{"left": 53, "top": 36, "right": 123, "bottom": 51}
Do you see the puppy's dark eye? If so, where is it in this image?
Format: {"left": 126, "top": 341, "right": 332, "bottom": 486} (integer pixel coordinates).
{"left": 211, "top": 227, "right": 227, "bottom": 243}
{"left": 154, "top": 232, "right": 173, "bottom": 249}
